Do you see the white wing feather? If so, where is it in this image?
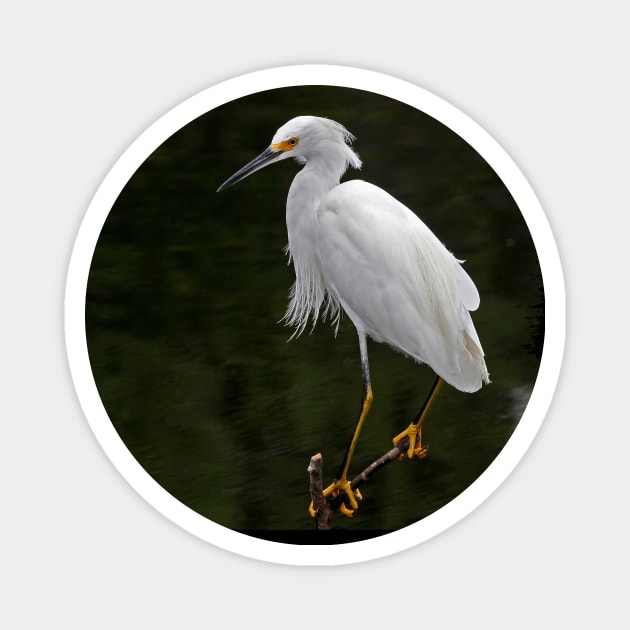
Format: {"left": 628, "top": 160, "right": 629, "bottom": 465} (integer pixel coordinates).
{"left": 316, "top": 180, "right": 489, "bottom": 392}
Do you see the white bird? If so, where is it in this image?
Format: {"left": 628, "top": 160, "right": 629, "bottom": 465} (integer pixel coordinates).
{"left": 218, "top": 115, "right": 489, "bottom": 516}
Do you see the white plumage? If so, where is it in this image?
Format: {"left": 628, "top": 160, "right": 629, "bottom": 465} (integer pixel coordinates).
{"left": 221, "top": 115, "right": 488, "bottom": 392}
{"left": 315, "top": 179, "right": 487, "bottom": 392}
{"left": 218, "top": 115, "right": 489, "bottom": 512}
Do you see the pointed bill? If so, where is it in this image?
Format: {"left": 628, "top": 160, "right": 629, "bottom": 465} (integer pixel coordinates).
{"left": 217, "top": 146, "right": 283, "bottom": 192}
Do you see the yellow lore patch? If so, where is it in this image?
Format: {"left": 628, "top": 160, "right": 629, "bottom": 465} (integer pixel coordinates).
{"left": 271, "top": 137, "right": 299, "bottom": 152}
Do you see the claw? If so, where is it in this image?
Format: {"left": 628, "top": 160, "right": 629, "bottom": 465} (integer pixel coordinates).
{"left": 393, "top": 423, "right": 427, "bottom": 459}
{"left": 324, "top": 479, "right": 358, "bottom": 510}
{"left": 339, "top": 503, "right": 355, "bottom": 517}
{"left": 308, "top": 479, "right": 363, "bottom": 518}
{"left": 393, "top": 423, "right": 421, "bottom": 458}
{"left": 337, "top": 485, "right": 363, "bottom": 517}
{"left": 414, "top": 443, "right": 429, "bottom": 459}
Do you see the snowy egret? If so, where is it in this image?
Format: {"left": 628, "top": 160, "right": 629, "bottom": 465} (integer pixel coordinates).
{"left": 218, "top": 115, "right": 489, "bottom": 517}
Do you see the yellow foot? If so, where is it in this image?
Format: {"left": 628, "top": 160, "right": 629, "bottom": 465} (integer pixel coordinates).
{"left": 308, "top": 479, "right": 363, "bottom": 518}
{"left": 393, "top": 423, "right": 429, "bottom": 459}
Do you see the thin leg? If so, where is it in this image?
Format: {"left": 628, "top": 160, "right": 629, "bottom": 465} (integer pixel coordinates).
{"left": 309, "top": 331, "right": 372, "bottom": 518}
{"left": 393, "top": 375, "right": 444, "bottom": 458}
{"left": 336, "top": 330, "right": 373, "bottom": 482}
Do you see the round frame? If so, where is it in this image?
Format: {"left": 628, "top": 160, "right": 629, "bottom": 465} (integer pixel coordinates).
{"left": 65, "top": 65, "right": 565, "bottom": 565}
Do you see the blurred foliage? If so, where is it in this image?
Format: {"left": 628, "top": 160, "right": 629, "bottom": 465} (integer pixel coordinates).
{"left": 86, "top": 86, "right": 543, "bottom": 539}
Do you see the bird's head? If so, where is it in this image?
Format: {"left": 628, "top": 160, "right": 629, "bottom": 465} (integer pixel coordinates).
{"left": 217, "top": 116, "right": 361, "bottom": 192}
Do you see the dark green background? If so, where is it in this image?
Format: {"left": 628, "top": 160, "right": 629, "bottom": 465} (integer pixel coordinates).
{"left": 86, "top": 86, "right": 543, "bottom": 541}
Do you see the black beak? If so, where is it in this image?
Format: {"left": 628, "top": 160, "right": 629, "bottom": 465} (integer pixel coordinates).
{"left": 217, "top": 146, "right": 282, "bottom": 192}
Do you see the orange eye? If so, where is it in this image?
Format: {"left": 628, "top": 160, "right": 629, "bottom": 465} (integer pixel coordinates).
{"left": 288, "top": 137, "right": 298, "bottom": 146}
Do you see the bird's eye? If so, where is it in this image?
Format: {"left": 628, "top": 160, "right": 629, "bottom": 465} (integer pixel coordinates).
{"left": 271, "top": 137, "right": 299, "bottom": 152}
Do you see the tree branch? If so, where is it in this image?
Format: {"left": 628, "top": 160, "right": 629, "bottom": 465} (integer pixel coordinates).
{"left": 308, "top": 434, "right": 420, "bottom": 528}
{"left": 307, "top": 453, "right": 333, "bottom": 530}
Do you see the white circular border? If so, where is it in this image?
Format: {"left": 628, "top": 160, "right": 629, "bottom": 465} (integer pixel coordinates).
{"left": 65, "top": 65, "right": 565, "bottom": 566}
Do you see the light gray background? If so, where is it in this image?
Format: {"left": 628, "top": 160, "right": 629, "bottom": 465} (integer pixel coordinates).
{"left": 3, "top": 2, "right": 627, "bottom": 627}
